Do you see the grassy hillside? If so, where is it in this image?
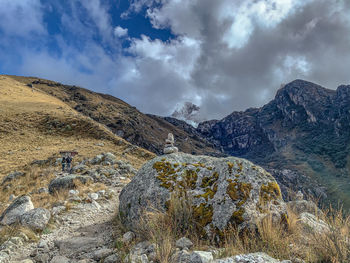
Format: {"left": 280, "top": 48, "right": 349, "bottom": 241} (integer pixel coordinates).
{"left": 0, "top": 75, "right": 154, "bottom": 176}
{"left": 9, "top": 75, "right": 220, "bottom": 156}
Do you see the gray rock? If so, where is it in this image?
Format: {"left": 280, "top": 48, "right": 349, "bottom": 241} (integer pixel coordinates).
{"left": 215, "top": 252, "right": 282, "bottom": 262}
{"left": 0, "top": 252, "right": 9, "bottom": 263}
{"left": 52, "top": 206, "right": 65, "bottom": 216}
{"left": 129, "top": 241, "right": 156, "bottom": 262}
{"left": 8, "top": 194, "right": 16, "bottom": 202}
{"left": 48, "top": 175, "right": 92, "bottom": 194}
{"left": 37, "top": 187, "right": 49, "bottom": 194}
{"left": 33, "top": 253, "right": 50, "bottom": 263}
{"left": 50, "top": 256, "right": 70, "bottom": 263}
{"left": 189, "top": 251, "right": 213, "bottom": 263}
{"left": 69, "top": 189, "right": 79, "bottom": 196}
{"left": 103, "top": 152, "right": 117, "bottom": 164}
{"left": 287, "top": 200, "right": 322, "bottom": 217}
{"left": 164, "top": 146, "right": 179, "bottom": 154}
{"left": 90, "top": 154, "right": 103, "bottom": 165}
{"left": 72, "top": 164, "right": 88, "bottom": 173}
{"left": 20, "top": 208, "right": 51, "bottom": 231}
{"left": 1, "top": 171, "right": 25, "bottom": 185}
{"left": 0, "top": 195, "right": 34, "bottom": 225}
{"left": 298, "top": 212, "right": 330, "bottom": 234}
{"left": 104, "top": 254, "right": 120, "bottom": 263}
{"left": 88, "top": 193, "right": 99, "bottom": 201}
{"left": 295, "top": 191, "right": 304, "bottom": 201}
{"left": 92, "top": 248, "right": 113, "bottom": 260}
{"left": 123, "top": 231, "right": 136, "bottom": 243}
{"left": 176, "top": 237, "right": 193, "bottom": 250}
{"left": 54, "top": 237, "right": 104, "bottom": 255}
{"left": 116, "top": 161, "right": 137, "bottom": 175}
{"left": 171, "top": 249, "right": 191, "bottom": 263}
{"left": 38, "top": 240, "right": 49, "bottom": 249}
{"left": 140, "top": 254, "right": 149, "bottom": 263}
{"left": 119, "top": 153, "right": 287, "bottom": 236}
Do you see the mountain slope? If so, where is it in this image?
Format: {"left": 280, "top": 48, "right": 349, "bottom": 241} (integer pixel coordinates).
{"left": 0, "top": 75, "right": 154, "bottom": 176}
{"left": 9, "top": 76, "right": 220, "bottom": 157}
{"left": 197, "top": 79, "right": 350, "bottom": 207}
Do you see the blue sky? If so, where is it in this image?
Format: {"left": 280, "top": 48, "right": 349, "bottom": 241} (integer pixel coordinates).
{"left": 1, "top": 0, "right": 350, "bottom": 120}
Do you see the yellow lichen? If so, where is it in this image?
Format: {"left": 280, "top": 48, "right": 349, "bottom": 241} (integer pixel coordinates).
{"left": 184, "top": 170, "right": 198, "bottom": 190}
{"left": 226, "top": 181, "right": 252, "bottom": 203}
{"left": 201, "top": 172, "right": 219, "bottom": 188}
{"left": 237, "top": 162, "right": 243, "bottom": 173}
{"left": 227, "top": 162, "right": 234, "bottom": 174}
{"left": 230, "top": 208, "right": 245, "bottom": 225}
{"left": 258, "top": 182, "right": 282, "bottom": 209}
{"left": 193, "top": 203, "right": 213, "bottom": 228}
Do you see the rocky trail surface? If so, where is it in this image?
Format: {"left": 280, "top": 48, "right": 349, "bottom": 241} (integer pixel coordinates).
{"left": 9, "top": 182, "right": 122, "bottom": 263}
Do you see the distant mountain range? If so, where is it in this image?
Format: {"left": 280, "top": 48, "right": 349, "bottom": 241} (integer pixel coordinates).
{"left": 10, "top": 76, "right": 350, "bottom": 208}
{"left": 195, "top": 80, "right": 350, "bottom": 207}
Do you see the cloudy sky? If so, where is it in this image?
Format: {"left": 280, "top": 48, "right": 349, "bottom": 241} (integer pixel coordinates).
{"left": 0, "top": 0, "right": 350, "bottom": 120}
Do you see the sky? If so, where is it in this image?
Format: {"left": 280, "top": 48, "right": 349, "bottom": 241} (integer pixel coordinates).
{"left": 0, "top": 0, "right": 350, "bottom": 120}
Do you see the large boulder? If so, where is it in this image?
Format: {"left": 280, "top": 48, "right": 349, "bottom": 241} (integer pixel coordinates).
{"left": 0, "top": 196, "right": 34, "bottom": 225}
{"left": 119, "top": 153, "right": 287, "bottom": 236}
{"left": 48, "top": 175, "right": 92, "bottom": 194}
{"left": 20, "top": 208, "right": 51, "bottom": 231}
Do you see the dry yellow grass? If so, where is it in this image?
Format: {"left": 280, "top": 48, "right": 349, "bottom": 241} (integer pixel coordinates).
{"left": 0, "top": 75, "right": 154, "bottom": 177}
{"left": 123, "top": 191, "right": 350, "bottom": 263}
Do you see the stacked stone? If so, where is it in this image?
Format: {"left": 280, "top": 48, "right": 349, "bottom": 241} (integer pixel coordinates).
{"left": 163, "top": 133, "right": 179, "bottom": 154}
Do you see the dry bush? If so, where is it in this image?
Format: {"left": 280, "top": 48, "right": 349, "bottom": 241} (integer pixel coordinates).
{"left": 121, "top": 189, "right": 350, "bottom": 263}
{"left": 126, "top": 191, "right": 202, "bottom": 263}
{"left": 309, "top": 205, "right": 350, "bottom": 263}
{"left": 0, "top": 224, "right": 40, "bottom": 244}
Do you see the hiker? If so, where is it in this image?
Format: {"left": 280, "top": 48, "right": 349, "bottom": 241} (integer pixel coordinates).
{"left": 61, "top": 156, "right": 66, "bottom": 172}
{"left": 66, "top": 154, "right": 72, "bottom": 173}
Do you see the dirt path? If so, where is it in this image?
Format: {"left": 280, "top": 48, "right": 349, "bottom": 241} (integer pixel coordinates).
{"left": 10, "top": 187, "right": 121, "bottom": 263}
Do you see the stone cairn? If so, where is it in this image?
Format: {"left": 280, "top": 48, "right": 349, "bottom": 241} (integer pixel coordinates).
{"left": 296, "top": 191, "right": 304, "bottom": 201}
{"left": 163, "top": 133, "right": 179, "bottom": 154}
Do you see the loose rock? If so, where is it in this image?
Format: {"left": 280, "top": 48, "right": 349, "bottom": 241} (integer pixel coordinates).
{"left": 20, "top": 208, "right": 51, "bottom": 231}
{"left": 48, "top": 175, "right": 92, "bottom": 194}
{"left": 176, "top": 237, "right": 193, "bottom": 250}
{"left": 0, "top": 196, "right": 34, "bottom": 225}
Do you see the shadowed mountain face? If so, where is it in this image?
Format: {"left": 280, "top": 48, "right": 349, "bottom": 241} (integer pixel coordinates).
{"left": 196, "top": 80, "right": 350, "bottom": 207}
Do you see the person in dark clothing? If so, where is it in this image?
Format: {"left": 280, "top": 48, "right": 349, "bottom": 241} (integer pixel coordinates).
{"left": 61, "top": 156, "right": 66, "bottom": 172}
{"left": 66, "top": 155, "right": 72, "bottom": 173}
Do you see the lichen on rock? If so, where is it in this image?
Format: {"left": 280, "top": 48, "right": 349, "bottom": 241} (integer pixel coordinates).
{"left": 119, "top": 152, "right": 287, "bottom": 238}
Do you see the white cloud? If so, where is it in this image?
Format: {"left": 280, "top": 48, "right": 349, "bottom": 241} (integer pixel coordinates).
{"left": 0, "top": 0, "right": 46, "bottom": 37}
{"left": 1, "top": 0, "right": 350, "bottom": 120}
{"left": 114, "top": 26, "right": 128, "bottom": 37}
{"left": 78, "top": 0, "right": 113, "bottom": 42}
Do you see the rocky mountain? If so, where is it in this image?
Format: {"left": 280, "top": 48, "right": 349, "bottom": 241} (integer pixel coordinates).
{"left": 9, "top": 76, "right": 220, "bottom": 157}
{"left": 7, "top": 75, "right": 350, "bottom": 208}
{"left": 195, "top": 80, "right": 350, "bottom": 207}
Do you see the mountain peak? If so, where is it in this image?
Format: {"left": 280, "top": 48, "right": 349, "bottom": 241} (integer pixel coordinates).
{"left": 171, "top": 102, "right": 203, "bottom": 127}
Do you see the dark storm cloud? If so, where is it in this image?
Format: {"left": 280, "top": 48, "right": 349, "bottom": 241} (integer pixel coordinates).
{"left": 120, "top": 0, "right": 350, "bottom": 120}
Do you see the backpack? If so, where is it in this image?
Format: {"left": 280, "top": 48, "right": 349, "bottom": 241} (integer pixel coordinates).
{"left": 62, "top": 157, "right": 66, "bottom": 163}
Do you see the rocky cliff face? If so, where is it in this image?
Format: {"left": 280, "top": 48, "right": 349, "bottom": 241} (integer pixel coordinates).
{"left": 196, "top": 80, "right": 350, "bottom": 206}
